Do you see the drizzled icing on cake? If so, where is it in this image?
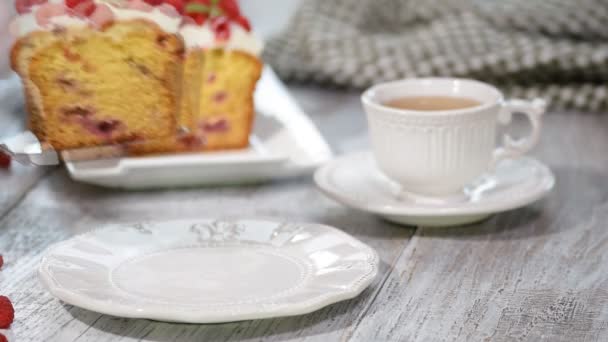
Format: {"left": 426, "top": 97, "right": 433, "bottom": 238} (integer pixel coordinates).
{"left": 11, "top": 0, "right": 263, "bottom": 56}
{"left": 180, "top": 23, "right": 262, "bottom": 56}
{"left": 107, "top": 1, "right": 182, "bottom": 33}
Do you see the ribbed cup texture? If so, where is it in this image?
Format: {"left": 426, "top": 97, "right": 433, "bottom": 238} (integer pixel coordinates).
{"left": 367, "top": 107, "right": 497, "bottom": 195}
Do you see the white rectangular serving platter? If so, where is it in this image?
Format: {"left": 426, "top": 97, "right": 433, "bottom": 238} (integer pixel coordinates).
{"left": 65, "top": 67, "right": 332, "bottom": 189}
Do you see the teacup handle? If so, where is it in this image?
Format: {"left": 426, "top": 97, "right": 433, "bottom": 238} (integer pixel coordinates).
{"left": 490, "top": 98, "right": 546, "bottom": 169}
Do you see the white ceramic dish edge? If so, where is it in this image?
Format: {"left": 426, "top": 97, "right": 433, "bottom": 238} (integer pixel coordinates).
{"left": 38, "top": 219, "right": 379, "bottom": 323}
{"left": 314, "top": 151, "right": 555, "bottom": 218}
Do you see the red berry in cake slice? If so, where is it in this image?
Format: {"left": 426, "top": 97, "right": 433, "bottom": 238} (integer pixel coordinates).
{"left": 201, "top": 117, "right": 229, "bottom": 133}
{"left": 143, "top": 0, "right": 164, "bottom": 5}
{"left": 0, "top": 254, "right": 3, "bottom": 268}
{"left": 213, "top": 90, "right": 227, "bottom": 103}
{"left": 211, "top": 16, "right": 230, "bottom": 40}
{"left": 234, "top": 15, "right": 251, "bottom": 31}
{"left": 178, "top": 134, "right": 205, "bottom": 149}
{"left": 16, "top": 0, "right": 47, "bottom": 14}
{"left": 95, "top": 120, "right": 122, "bottom": 134}
{"left": 0, "top": 152, "right": 11, "bottom": 169}
{"left": 0, "top": 333, "right": 7, "bottom": 342}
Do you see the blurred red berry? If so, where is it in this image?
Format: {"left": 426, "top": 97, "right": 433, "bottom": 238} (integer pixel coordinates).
{"left": 219, "top": 0, "right": 240, "bottom": 19}
{"left": 211, "top": 16, "right": 230, "bottom": 40}
{"left": 0, "top": 296, "right": 14, "bottom": 329}
{"left": 72, "top": 0, "right": 97, "bottom": 17}
{"left": 65, "top": 0, "right": 81, "bottom": 9}
{"left": 191, "top": 13, "right": 208, "bottom": 25}
{"left": 234, "top": 15, "right": 250, "bottom": 31}
{"left": 0, "top": 255, "right": 3, "bottom": 269}
{"left": 0, "top": 333, "right": 7, "bottom": 342}
{"left": 0, "top": 152, "right": 11, "bottom": 169}
{"left": 144, "top": 0, "right": 163, "bottom": 5}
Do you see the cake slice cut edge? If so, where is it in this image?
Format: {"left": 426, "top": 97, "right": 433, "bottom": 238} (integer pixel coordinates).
{"left": 127, "top": 48, "right": 263, "bottom": 156}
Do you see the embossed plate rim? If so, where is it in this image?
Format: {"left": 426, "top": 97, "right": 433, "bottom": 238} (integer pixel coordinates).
{"left": 38, "top": 218, "right": 378, "bottom": 323}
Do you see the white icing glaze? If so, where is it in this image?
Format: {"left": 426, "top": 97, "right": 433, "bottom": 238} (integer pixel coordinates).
{"left": 180, "top": 23, "right": 263, "bottom": 56}
{"left": 12, "top": 1, "right": 264, "bottom": 56}
{"left": 109, "top": 7, "right": 181, "bottom": 33}
{"left": 12, "top": 0, "right": 181, "bottom": 36}
{"left": 13, "top": 0, "right": 88, "bottom": 36}
{"left": 50, "top": 15, "right": 89, "bottom": 28}
{"left": 12, "top": 11, "right": 43, "bottom": 37}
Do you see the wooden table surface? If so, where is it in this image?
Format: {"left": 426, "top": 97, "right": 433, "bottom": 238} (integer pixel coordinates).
{"left": 1, "top": 74, "right": 608, "bottom": 342}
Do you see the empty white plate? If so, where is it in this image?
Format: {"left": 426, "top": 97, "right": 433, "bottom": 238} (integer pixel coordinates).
{"left": 314, "top": 151, "right": 555, "bottom": 227}
{"left": 65, "top": 67, "right": 333, "bottom": 188}
{"left": 39, "top": 219, "right": 378, "bottom": 323}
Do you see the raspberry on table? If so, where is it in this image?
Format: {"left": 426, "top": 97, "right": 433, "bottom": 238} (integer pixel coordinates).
{"left": 0, "top": 296, "right": 15, "bottom": 329}
{"left": 0, "top": 152, "right": 11, "bottom": 169}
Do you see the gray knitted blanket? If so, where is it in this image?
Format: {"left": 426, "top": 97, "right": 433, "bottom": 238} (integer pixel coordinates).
{"left": 264, "top": 0, "right": 608, "bottom": 112}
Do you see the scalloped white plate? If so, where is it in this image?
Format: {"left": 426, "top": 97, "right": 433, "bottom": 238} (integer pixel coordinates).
{"left": 38, "top": 219, "right": 378, "bottom": 323}
{"left": 315, "top": 151, "right": 555, "bottom": 227}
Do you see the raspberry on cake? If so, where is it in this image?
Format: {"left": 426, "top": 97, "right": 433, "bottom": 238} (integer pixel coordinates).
{"left": 175, "top": 0, "right": 263, "bottom": 152}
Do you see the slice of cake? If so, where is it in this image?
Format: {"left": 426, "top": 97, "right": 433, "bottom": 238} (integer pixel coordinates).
{"left": 129, "top": 0, "right": 264, "bottom": 155}
{"left": 180, "top": 49, "right": 262, "bottom": 150}
{"left": 11, "top": 0, "right": 184, "bottom": 150}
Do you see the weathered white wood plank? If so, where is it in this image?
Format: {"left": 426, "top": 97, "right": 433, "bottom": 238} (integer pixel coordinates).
{"left": 0, "top": 76, "right": 52, "bottom": 218}
{"left": 347, "top": 113, "right": 608, "bottom": 342}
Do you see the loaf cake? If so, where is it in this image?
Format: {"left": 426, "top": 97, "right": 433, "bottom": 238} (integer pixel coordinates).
{"left": 10, "top": 0, "right": 263, "bottom": 154}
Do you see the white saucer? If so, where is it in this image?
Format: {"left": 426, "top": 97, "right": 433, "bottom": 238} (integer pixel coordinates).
{"left": 314, "top": 151, "right": 555, "bottom": 227}
{"left": 39, "top": 219, "right": 378, "bottom": 323}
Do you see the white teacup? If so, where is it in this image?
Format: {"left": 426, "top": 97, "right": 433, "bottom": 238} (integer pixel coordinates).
{"left": 362, "top": 78, "right": 546, "bottom": 198}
